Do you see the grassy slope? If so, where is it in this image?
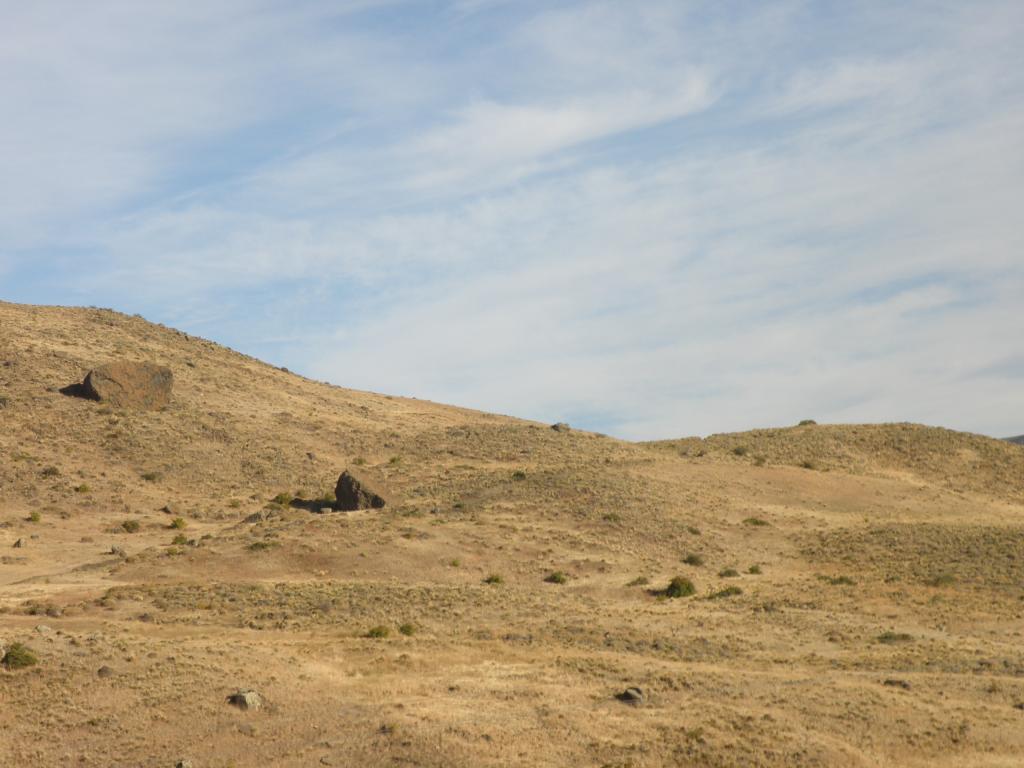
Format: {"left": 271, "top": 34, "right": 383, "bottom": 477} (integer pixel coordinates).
{"left": 1, "top": 301, "right": 1023, "bottom": 768}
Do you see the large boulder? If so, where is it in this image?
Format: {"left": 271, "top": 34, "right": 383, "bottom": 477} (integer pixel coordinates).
{"left": 333, "top": 469, "right": 387, "bottom": 511}
{"left": 81, "top": 362, "right": 173, "bottom": 410}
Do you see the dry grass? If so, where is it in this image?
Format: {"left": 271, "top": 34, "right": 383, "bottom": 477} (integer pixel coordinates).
{"left": 1, "top": 300, "right": 1023, "bottom": 767}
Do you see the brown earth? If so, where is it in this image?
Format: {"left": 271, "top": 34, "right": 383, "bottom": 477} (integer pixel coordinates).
{"left": 1, "top": 300, "right": 1023, "bottom": 767}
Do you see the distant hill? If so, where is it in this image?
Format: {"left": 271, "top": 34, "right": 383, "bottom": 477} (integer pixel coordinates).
{"left": 1007, "top": 435, "right": 1024, "bottom": 445}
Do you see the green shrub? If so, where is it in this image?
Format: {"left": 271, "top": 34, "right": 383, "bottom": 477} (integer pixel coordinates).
{"left": 743, "top": 517, "right": 768, "bottom": 527}
{"left": 141, "top": 471, "right": 161, "bottom": 482}
{"left": 732, "top": 446, "right": 749, "bottom": 456}
{"left": 800, "top": 460, "right": 819, "bottom": 471}
{"left": 718, "top": 568, "right": 740, "bottom": 578}
{"left": 753, "top": 455, "right": 767, "bottom": 467}
{"left": 708, "top": 586, "right": 743, "bottom": 599}
{"left": 352, "top": 457, "right": 367, "bottom": 466}
{"left": 664, "top": 576, "right": 695, "bottom": 598}
{"left": 511, "top": 470, "right": 527, "bottom": 481}
{"left": 398, "top": 623, "right": 416, "bottom": 636}
{"left": 747, "top": 565, "right": 763, "bottom": 575}
{"left": 1, "top": 642, "right": 38, "bottom": 670}
{"left": 798, "top": 419, "right": 817, "bottom": 426}
{"left": 482, "top": 574, "right": 503, "bottom": 585}
{"left": 626, "top": 576, "right": 650, "bottom": 587}
{"left": 544, "top": 571, "right": 568, "bottom": 584}
{"left": 122, "top": 519, "right": 140, "bottom": 533}
{"left": 40, "top": 466, "right": 60, "bottom": 478}
{"left": 27, "top": 511, "right": 41, "bottom": 523}
{"left": 602, "top": 512, "right": 622, "bottom": 523}
{"left": 447, "top": 558, "right": 461, "bottom": 567}
{"left": 687, "top": 526, "right": 701, "bottom": 536}
{"left": 171, "top": 534, "right": 189, "bottom": 546}
{"left": 74, "top": 484, "right": 91, "bottom": 493}
{"left": 366, "top": 625, "right": 390, "bottom": 638}
{"left": 248, "top": 541, "right": 276, "bottom": 552}
{"left": 820, "top": 575, "right": 856, "bottom": 586}
{"left": 168, "top": 517, "right": 187, "bottom": 530}
{"left": 388, "top": 456, "right": 401, "bottom": 465}
{"left": 271, "top": 492, "right": 293, "bottom": 506}
{"left": 683, "top": 553, "right": 704, "bottom": 566}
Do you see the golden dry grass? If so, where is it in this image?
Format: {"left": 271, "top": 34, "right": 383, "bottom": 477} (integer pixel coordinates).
{"left": 1, "top": 300, "right": 1023, "bottom": 767}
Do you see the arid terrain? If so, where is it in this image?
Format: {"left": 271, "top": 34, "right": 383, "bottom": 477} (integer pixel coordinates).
{"left": 1, "top": 300, "right": 1023, "bottom": 767}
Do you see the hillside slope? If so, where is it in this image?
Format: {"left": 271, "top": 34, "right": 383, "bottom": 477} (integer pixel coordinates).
{"left": 2, "top": 301, "right": 1024, "bottom": 768}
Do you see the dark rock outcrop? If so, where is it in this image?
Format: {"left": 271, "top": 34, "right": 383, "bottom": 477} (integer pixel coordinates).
{"left": 333, "top": 469, "right": 387, "bottom": 511}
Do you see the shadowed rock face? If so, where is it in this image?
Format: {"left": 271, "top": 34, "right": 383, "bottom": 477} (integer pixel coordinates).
{"left": 334, "top": 469, "right": 387, "bottom": 511}
{"left": 81, "top": 362, "right": 173, "bottom": 410}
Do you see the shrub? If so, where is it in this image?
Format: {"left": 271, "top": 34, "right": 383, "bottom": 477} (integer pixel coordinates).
{"left": 544, "top": 571, "right": 569, "bottom": 584}
{"left": 27, "top": 511, "right": 41, "bottom": 523}
{"left": 168, "top": 517, "right": 187, "bottom": 530}
{"left": 41, "top": 466, "right": 60, "bottom": 478}
{"left": 732, "top": 446, "right": 749, "bottom": 456}
{"left": 747, "top": 565, "right": 763, "bottom": 575}
{"left": 877, "top": 631, "right": 913, "bottom": 644}
{"left": 708, "top": 586, "right": 743, "bottom": 599}
{"left": 798, "top": 419, "right": 817, "bottom": 426}
{"left": 388, "top": 456, "right": 401, "bottom": 465}
{"left": 2, "top": 642, "right": 38, "bottom": 670}
{"left": 683, "top": 553, "right": 704, "bottom": 566}
{"left": 74, "top": 484, "right": 91, "bottom": 493}
{"left": 447, "top": 558, "right": 461, "bottom": 567}
{"left": 398, "top": 623, "right": 416, "bottom": 636}
{"left": 718, "top": 568, "right": 740, "bottom": 578}
{"left": 743, "top": 517, "right": 768, "bottom": 527}
{"left": 121, "top": 519, "right": 140, "bottom": 533}
{"left": 626, "top": 576, "right": 650, "bottom": 587}
{"left": 821, "top": 575, "right": 856, "bottom": 586}
{"left": 248, "top": 541, "right": 276, "bottom": 552}
{"left": 171, "top": 534, "right": 189, "bottom": 546}
{"left": 800, "top": 460, "right": 819, "bottom": 471}
{"left": 753, "top": 455, "right": 767, "bottom": 467}
{"left": 366, "top": 625, "right": 390, "bottom": 638}
{"left": 664, "top": 576, "right": 696, "bottom": 598}
{"left": 511, "top": 470, "right": 527, "bottom": 481}
{"left": 926, "top": 573, "right": 955, "bottom": 587}
{"left": 482, "top": 574, "right": 503, "bottom": 585}
{"left": 687, "top": 526, "right": 701, "bottom": 536}
{"left": 352, "top": 457, "right": 367, "bottom": 466}
{"left": 602, "top": 512, "right": 622, "bottom": 523}
{"left": 271, "top": 492, "right": 293, "bottom": 506}
{"left": 141, "top": 472, "right": 161, "bottom": 482}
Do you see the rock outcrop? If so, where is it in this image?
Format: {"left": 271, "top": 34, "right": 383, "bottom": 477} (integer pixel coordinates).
{"left": 333, "top": 469, "right": 387, "bottom": 511}
{"left": 79, "top": 361, "right": 173, "bottom": 410}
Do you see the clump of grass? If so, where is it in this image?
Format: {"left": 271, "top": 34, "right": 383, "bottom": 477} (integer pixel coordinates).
{"left": 271, "top": 492, "right": 293, "bottom": 506}
{"left": 718, "top": 568, "right": 740, "bottom": 578}
{"left": 627, "top": 576, "right": 650, "bottom": 587}
{"left": 820, "top": 575, "right": 856, "bottom": 586}
{"left": 352, "top": 457, "right": 367, "bottom": 466}
{"left": 753, "top": 455, "right": 767, "bottom": 467}
{"left": 27, "top": 511, "right": 41, "bottom": 523}
{"left": 228, "top": 499, "right": 242, "bottom": 509}
{"left": 247, "top": 541, "right": 277, "bottom": 552}
{"left": 511, "top": 470, "right": 527, "bottom": 481}
{"left": 74, "top": 484, "right": 91, "bottom": 493}
{"left": 171, "top": 533, "right": 189, "bottom": 546}
{"left": 732, "top": 446, "right": 749, "bottom": 456}
{"left": 447, "top": 558, "right": 461, "bottom": 567}
{"left": 687, "top": 526, "right": 701, "bottom": 536}
{"left": 140, "top": 471, "right": 161, "bottom": 482}
{"left": 2, "top": 642, "right": 38, "bottom": 670}
{"left": 398, "top": 623, "right": 416, "bottom": 636}
{"left": 683, "top": 553, "right": 704, "bottom": 566}
{"left": 743, "top": 517, "right": 768, "bottom": 527}
{"left": 877, "top": 631, "right": 913, "bottom": 644}
{"left": 40, "top": 466, "right": 60, "bottom": 478}
{"left": 366, "top": 625, "right": 390, "bottom": 638}
{"left": 544, "top": 571, "right": 569, "bottom": 584}
{"left": 121, "top": 519, "right": 140, "bottom": 533}
{"left": 747, "top": 565, "right": 763, "bottom": 575}
{"left": 602, "top": 512, "right": 622, "bottom": 523}
{"left": 926, "top": 573, "right": 955, "bottom": 587}
{"left": 798, "top": 419, "right": 817, "bottom": 426}
{"left": 168, "top": 517, "right": 187, "bottom": 530}
{"left": 708, "top": 585, "right": 743, "bottom": 599}
{"left": 388, "top": 455, "right": 401, "bottom": 465}
{"left": 664, "top": 576, "right": 696, "bottom": 598}
{"left": 800, "top": 460, "right": 819, "bottom": 471}
{"left": 482, "top": 574, "right": 503, "bottom": 585}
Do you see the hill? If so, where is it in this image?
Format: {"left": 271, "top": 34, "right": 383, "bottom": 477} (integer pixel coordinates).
{"left": 1007, "top": 435, "right": 1024, "bottom": 445}
{"left": 2, "top": 300, "right": 1024, "bottom": 768}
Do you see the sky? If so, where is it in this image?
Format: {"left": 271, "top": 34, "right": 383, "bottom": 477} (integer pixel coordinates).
{"left": 2, "top": 0, "right": 1023, "bottom": 440}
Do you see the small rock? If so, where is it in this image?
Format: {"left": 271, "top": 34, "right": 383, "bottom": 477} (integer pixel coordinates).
{"left": 175, "top": 761, "right": 194, "bottom": 768}
{"left": 615, "top": 687, "right": 644, "bottom": 705}
{"left": 35, "top": 625, "right": 52, "bottom": 635}
{"left": 551, "top": 422, "right": 571, "bottom": 432}
{"left": 97, "top": 665, "right": 115, "bottom": 678}
{"left": 227, "top": 689, "right": 263, "bottom": 711}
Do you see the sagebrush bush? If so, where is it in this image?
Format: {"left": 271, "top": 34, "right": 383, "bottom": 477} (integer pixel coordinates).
{"left": 683, "top": 553, "right": 704, "bottom": 566}
{"left": 665, "top": 576, "right": 695, "bottom": 598}
{"left": 2, "top": 642, "right": 38, "bottom": 670}
{"left": 544, "top": 571, "right": 568, "bottom": 584}
{"left": 122, "top": 519, "right": 140, "bottom": 533}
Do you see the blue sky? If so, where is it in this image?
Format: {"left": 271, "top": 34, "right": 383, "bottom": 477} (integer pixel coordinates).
{"left": 2, "top": 0, "right": 1023, "bottom": 439}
